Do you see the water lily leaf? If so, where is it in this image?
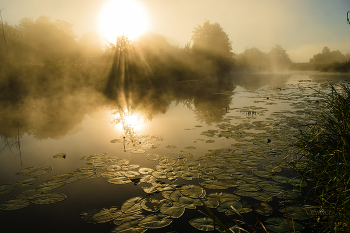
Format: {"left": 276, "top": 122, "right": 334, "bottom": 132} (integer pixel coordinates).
{"left": 121, "top": 197, "right": 143, "bottom": 213}
{"left": 159, "top": 200, "right": 185, "bottom": 218}
{"left": 53, "top": 153, "right": 66, "bottom": 159}
{"left": 271, "top": 175, "right": 291, "bottom": 184}
{"left": 16, "top": 189, "right": 49, "bottom": 200}
{"left": 253, "top": 202, "right": 273, "bottom": 216}
{"left": 152, "top": 171, "right": 167, "bottom": 179}
{"left": 0, "top": 199, "right": 30, "bottom": 210}
{"left": 115, "top": 159, "right": 130, "bottom": 166}
{"left": 202, "top": 167, "right": 223, "bottom": 175}
{"left": 279, "top": 206, "right": 311, "bottom": 220}
{"left": 235, "top": 190, "right": 262, "bottom": 197}
{"left": 178, "top": 196, "right": 201, "bottom": 209}
{"left": 45, "top": 173, "right": 74, "bottom": 183}
{"left": 138, "top": 168, "right": 154, "bottom": 175}
{"left": 0, "top": 184, "right": 13, "bottom": 195}
{"left": 208, "top": 192, "right": 241, "bottom": 203}
{"left": 138, "top": 214, "right": 172, "bottom": 229}
{"left": 237, "top": 184, "right": 261, "bottom": 192}
{"left": 289, "top": 178, "right": 307, "bottom": 187}
{"left": 202, "top": 197, "right": 219, "bottom": 208}
{"left": 166, "top": 171, "right": 182, "bottom": 181}
{"left": 92, "top": 207, "right": 122, "bottom": 223}
{"left": 29, "top": 166, "right": 53, "bottom": 176}
{"left": 173, "top": 166, "right": 188, "bottom": 173}
{"left": 111, "top": 220, "right": 145, "bottom": 233}
{"left": 263, "top": 185, "right": 284, "bottom": 193}
{"left": 170, "top": 190, "right": 183, "bottom": 202}
{"left": 217, "top": 200, "right": 242, "bottom": 215}
{"left": 189, "top": 217, "right": 215, "bottom": 231}
{"left": 108, "top": 177, "right": 132, "bottom": 185}
{"left": 36, "top": 181, "right": 65, "bottom": 191}
{"left": 146, "top": 154, "right": 159, "bottom": 161}
{"left": 125, "top": 171, "right": 141, "bottom": 178}
{"left": 182, "top": 171, "right": 201, "bottom": 180}
{"left": 14, "top": 177, "right": 38, "bottom": 188}
{"left": 16, "top": 167, "right": 39, "bottom": 176}
{"left": 113, "top": 212, "right": 145, "bottom": 226}
{"left": 141, "top": 198, "right": 160, "bottom": 212}
{"left": 200, "top": 180, "right": 228, "bottom": 189}
{"left": 166, "top": 145, "right": 177, "bottom": 149}
{"left": 180, "top": 185, "right": 204, "bottom": 198}
{"left": 81, "top": 209, "right": 100, "bottom": 223}
{"left": 31, "top": 192, "right": 67, "bottom": 205}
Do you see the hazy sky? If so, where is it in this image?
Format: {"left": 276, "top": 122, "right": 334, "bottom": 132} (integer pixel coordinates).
{"left": 1, "top": 0, "right": 350, "bottom": 62}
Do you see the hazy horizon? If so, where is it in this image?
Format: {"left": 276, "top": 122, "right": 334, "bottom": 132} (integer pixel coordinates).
{"left": 1, "top": 0, "right": 350, "bottom": 62}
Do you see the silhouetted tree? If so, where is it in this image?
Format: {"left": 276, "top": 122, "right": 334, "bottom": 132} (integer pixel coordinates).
{"left": 191, "top": 20, "right": 234, "bottom": 76}
{"left": 268, "top": 44, "right": 292, "bottom": 70}
{"left": 310, "top": 46, "right": 347, "bottom": 64}
{"left": 236, "top": 47, "right": 269, "bottom": 71}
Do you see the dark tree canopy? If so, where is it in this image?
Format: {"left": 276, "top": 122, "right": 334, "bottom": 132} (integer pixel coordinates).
{"left": 268, "top": 44, "right": 292, "bottom": 69}
{"left": 310, "top": 46, "right": 347, "bottom": 64}
{"left": 191, "top": 20, "right": 234, "bottom": 75}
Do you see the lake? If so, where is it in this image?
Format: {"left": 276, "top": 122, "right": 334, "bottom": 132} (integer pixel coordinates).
{"left": 0, "top": 71, "right": 349, "bottom": 233}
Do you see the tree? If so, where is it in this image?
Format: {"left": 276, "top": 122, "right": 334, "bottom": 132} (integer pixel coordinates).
{"left": 268, "top": 44, "right": 292, "bottom": 70}
{"left": 191, "top": 20, "right": 234, "bottom": 75}
{"left": 310, "top": 47, "right": 346, "bottom": 64}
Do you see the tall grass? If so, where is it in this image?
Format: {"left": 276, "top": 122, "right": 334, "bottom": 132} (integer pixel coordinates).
{"left": 292, "top": 83, "right": 350, "bottom": 232}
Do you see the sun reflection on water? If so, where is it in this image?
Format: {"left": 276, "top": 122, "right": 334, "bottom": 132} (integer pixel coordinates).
{"left": 111, "top": 110, "right": 145, "bottom": 137}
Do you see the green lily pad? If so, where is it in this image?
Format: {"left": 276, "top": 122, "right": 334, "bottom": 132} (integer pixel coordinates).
{"left": 0, "top": 184, "right": 13, "bottom": 195}
{"left": 138, "top": 168, "right": 154, "bottom": 175}
{"left": 138, "top": 214, "right": 172, "bottom": 229}
{"left": 279, "top": 206, "right": 311, "bottom": 220}
{"left": 121, "top": 197, "right": 143, "bottom": 213}
{"left": 208, "top": 192, "right": 241, "bottom": 203}
{"left": 15, "top": 167, "right": 39, "bottom": 176}
{"left": 112, "top": 220, "right": 146, "bottom": 233}
{"left": 108, "top": 177, "right": 132, "bottom": 185}
{"left": 178, "top": 196, "right": 201, "bottom": 209}
{"left": 180, "top": 185, "right": 204, "bottom": 198}
{"left": 184, "top": 146, "right": 196, "bottom": 149}
{"left": 0, "top": 199, "right": 30, "bottom": 210}
{"left": 92, "top": 207, "right": 122, "bottom": 223}
{"left": 271, "top": 175, "right": 291, "bottom": 184}
{"left": 53, "top": 153, "right": 66, "bottom": 159}
{"left": 159, "top": 200, "right": 185, "bottom": 218}
{"left": 237, "top": 184, "right": 261, "bottom": 192}
{"left": 114, "top": 212, "right": 145, "bottom": 226}
{"left": 31, "top": 192, "right": 67, "bottom": 205}
{"left": 217, "top": 200, "right": 242, "bottom": 215}
{"left": 141, "top": 198, "right": 160, "bottom": 212}
{"left": 45, "top": 173, "right": 74, "bottom": 183}
{"left": 200, "top": 180, "right": 228, "bottom": 189}
{"left": 189, "top": 217, "right": 215, "bottom": 231}
{"left": 14, "top": 177, "right": 38, "bottom": 188}
{"left": 289, "top": 178, "right": 307, "bottom": 187}
{"left": 253, "top": 202, "right": 273, "bottom": 216}
{"left": 265, "top": 217, "right": 304, "bottom": 232}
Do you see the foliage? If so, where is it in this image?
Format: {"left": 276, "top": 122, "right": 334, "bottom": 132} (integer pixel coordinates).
{"left": 268, "top": 44, "right": 292, "bottom": 70}
{"left": 310, "top": 46, "right": 348, "bottom": 65}
{"left": 292, "top": 83, "right": 350, "bottom": 232}
{"left": 191, "top": 20, "right": 234, "bottom": 76}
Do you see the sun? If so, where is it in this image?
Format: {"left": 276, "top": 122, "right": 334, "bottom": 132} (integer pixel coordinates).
{"left": 98, "top": 0, "right": 149, "bottom": 42}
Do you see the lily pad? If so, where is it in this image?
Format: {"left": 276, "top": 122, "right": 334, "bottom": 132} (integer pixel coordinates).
{"left": 14, "top": 177, "right": 38, "bottom": 188}
{"left": 141, "top": 198, "right": 160, "bottom": 212}
{"left": 31, "top": 192, "right": 67, "bottom": 205}
{"left": 180, "top": 185, "right": 204, "bottom": 198}
{"left": 53, "top": 153, "right": 66, "bottom": 159}
{"left": 279, "top": 206, "right": 311, "bottom": 220}
{"left": 189, "top": 217, "right": 215, "bottom": 231}
{"left": 200, "top": 180, "right": 228, "bottom": 189}
{"left": 253, "top": 202, "right": 273, "bottom": 216}
{"left": 159, "top": 200, "right": 185, "bottom": 218}
{"left": 138, "top": 214, "right": 172, "bottom": 229}
{"left": 121, "top": 197, "right": 143, "bottom": 213}
{"left": 92, "top": 207, "right": 122, "bottom": 223}
{"left": 0, "top": 199, "right": 30, "bottom": 210}
{"left": 108, "top": 177, "right": 132, "bottom": 185}
{"left": 138, "top": 168, "right": 154, "bottom": 175}
{"left": 217, "top": 200, "right": 242, "bottom": 215}
{"left": 0, "top": 184, "right": 13, "bottom": 195}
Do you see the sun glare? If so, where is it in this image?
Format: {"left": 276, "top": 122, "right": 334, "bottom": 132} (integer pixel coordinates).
{"left": 112, "top": 110, "right": 145, "bottom": 134}
{"left": 98, "top": 0, "right": 149, "bottom": 42}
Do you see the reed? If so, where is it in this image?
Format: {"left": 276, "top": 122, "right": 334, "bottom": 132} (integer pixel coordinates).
{"left": 292, "top": 83, "right": 350, "bottom": 232}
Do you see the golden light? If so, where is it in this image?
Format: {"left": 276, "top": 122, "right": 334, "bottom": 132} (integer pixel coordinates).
{"left": 98, "top": 0, "right": 149, "bottom": 42}
{"left": 112, "top": 110, "right": 145, "bottom": 134}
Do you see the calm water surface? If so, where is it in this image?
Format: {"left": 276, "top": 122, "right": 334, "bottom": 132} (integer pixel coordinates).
{"left": 0, "top": 72, "right": 349, "bottom": 232}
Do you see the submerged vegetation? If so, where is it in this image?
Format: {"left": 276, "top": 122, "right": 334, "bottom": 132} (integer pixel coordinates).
{"left": 292, "top": 83, "right": 350, "bottom": 232}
